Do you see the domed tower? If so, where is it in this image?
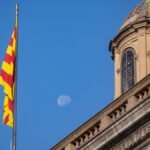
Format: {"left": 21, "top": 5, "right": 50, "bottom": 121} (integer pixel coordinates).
{"left": 110, "top": 0, "right": 150, "bottom": 98}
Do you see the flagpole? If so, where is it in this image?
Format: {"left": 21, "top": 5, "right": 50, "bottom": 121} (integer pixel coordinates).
{"left": 12, "top": 2, "right": 19, "bottom": 150}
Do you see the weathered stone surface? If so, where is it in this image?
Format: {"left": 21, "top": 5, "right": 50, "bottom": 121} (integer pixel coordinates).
{"left": 79, "top": 98, "right": 150, "bottom": 150}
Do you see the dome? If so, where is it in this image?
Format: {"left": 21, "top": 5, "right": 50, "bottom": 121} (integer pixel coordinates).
{"left": 120, "top": 0, "right": 150, "bottom": 30}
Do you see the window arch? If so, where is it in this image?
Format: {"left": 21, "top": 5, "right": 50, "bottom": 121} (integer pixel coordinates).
{"left": 121, "top": 48, "right": 136, "bottom": 94}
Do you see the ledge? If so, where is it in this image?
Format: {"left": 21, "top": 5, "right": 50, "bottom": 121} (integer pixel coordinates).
{"left": 79, "top": 96, "right": 150, "bottom": 150}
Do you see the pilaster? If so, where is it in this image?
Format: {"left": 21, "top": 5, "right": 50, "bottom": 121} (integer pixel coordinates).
{"left": 138, "top": 28, "right": 147, "bottom": 80}
{"left": 114, "top": 48, "right": 120, "bottom": 98}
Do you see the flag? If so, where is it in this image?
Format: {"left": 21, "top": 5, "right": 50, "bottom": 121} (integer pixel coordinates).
{"left": 0, "top": 24, "right": 17, "bottom": 127}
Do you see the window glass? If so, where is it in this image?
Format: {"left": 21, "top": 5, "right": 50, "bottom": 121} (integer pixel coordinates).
{"left": 121, "top": 48, "right": 135, "bottom": 93}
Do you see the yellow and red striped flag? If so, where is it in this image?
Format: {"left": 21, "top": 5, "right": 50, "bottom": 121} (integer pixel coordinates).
{"left": 0, "top": 23, "right": 17, "bottom": 127}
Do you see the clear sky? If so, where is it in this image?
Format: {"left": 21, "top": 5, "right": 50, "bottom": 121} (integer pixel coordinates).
{"left": 0, "top": 0, "right": 141, "bottom": 150}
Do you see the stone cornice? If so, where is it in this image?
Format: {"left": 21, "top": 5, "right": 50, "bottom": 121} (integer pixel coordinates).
{"left": 79, "top": 97, "right": 150, "bottom": 150}
{"left": 109, "top": 17, "right": 150, "bottom": 59}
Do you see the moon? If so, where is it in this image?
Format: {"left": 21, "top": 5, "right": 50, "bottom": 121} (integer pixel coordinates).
{"left": 57, "top": 95, "right": 71, "bottom": 107}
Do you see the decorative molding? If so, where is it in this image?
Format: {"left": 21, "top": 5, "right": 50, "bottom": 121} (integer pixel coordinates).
{"left": 147, "top": 51, "right": 150, "bottom": 56}
{"left": 72, "top": 121, "right": 101, "bottom": 149}
{"left": 135, "top": 54, "right": 139, "bottom": 60}
{"left": 116, "top": 68, "right": 120, "bottom": 74}
{"left": 108, "top": 100, "right": 128, "bottom": 121}
{"left": 111, "top": 123, "right": 150, "bottom": 150}
{"left": 109, "top": 18, "right": 150, "bottom": 58}
{"left": 79, "top": 98, "right": 150, "bottom": 150}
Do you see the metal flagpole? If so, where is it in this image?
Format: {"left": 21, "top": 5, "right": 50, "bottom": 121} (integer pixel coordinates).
{"left": 10, "top": 141, "right": 12, "bottom": 150}
{"left": 12, "top": 2, "right": 19, "bottom": 150}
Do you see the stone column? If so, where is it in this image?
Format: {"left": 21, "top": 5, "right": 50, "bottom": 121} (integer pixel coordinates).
{"left": 114, "top": 48, "right": 121, "bottom": 98}
{"left": 135, "top": 54, "right": 140, "bottom": 82}
{"left": 147, "top": 52, "right": 150, "bottom": 75}
{"left": 138, "top": 28, "right": 147, "bottom": 80}
{"left": 146, "top": 29, "right": 150, "bottom": 74}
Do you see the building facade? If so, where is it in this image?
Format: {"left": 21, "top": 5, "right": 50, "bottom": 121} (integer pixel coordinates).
{"left": 51, "top": 1, "right": 150, "bottom": 149}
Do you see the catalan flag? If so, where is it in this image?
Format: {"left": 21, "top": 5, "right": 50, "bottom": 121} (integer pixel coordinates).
{"left": 0, "top": 23, "right": 17, "bottom": 127}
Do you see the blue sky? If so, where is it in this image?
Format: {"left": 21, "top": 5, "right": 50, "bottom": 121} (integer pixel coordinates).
{"left": 0, "top": 0, "right": 141, "bottom": 150}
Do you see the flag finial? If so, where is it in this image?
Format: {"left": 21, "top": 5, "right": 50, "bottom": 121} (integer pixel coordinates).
{"left": 16, "top": 3, "right": 19, "bottom": 17}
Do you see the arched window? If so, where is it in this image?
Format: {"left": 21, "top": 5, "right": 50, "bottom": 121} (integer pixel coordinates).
{"left": 121, "top": 48, "right": 135, "bottom": 93}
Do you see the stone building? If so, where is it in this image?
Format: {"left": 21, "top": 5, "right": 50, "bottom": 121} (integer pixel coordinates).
{"left": 50, "top": 0, "right": 150, "bottom": 149}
